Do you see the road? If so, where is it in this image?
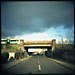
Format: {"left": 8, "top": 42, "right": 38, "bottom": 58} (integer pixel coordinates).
{"left": 2, "top": 55, "right": 73, "bottom": 74}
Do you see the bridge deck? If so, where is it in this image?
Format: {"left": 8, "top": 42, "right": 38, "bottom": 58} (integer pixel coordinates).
{"left": 24, "top": 44, "right": 52, "bottom": 47}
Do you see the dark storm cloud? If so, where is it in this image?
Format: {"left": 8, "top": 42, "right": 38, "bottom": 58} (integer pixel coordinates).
{"left": 1, "top": 1, "right": 74, "bottom": 37}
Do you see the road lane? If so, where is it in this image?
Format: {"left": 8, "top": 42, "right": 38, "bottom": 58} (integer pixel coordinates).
{"left": 5, "top": 56, "right": 39, "bottom": 74}
{"left": 3, "top": 55, "right": 73, "bottom": 74}
{"left": 39, "top": 56, "right": 73, "bottom": 74}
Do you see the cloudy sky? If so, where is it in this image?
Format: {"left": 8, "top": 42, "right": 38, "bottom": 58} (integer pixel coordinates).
{"left": 1, "top": 1, "right": 74, "bottom": 42}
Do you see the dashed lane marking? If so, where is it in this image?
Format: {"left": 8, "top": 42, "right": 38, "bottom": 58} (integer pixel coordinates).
{"left": 38, "top": 64, "right": 41, "bottom": 71}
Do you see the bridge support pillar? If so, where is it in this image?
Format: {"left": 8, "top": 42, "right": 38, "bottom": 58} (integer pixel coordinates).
{"left": 51, "top": 39, "right": 56, "bottom": 58}
{"left": 52, "top": 39, "right": 56, "bottom": 51}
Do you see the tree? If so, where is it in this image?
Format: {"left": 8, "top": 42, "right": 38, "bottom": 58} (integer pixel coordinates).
{"left": 2, "top": 52, "right": 9, "bottom": 63}
{"left": 65, "top": 28, "right": 74, "bottom": 44}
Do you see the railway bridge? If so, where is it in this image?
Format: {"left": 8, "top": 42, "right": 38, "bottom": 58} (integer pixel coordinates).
{"left": 20, "top": 39, "right": 56, "bottom": 56}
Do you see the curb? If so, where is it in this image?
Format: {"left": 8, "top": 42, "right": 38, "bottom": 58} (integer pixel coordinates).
{"left": 48, "top": 58, "right": 75, "bottom": 71}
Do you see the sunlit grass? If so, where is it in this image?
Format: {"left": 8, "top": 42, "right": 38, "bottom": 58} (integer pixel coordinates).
{"left": 1, "top": 44, "right": 20, "bottom": 51}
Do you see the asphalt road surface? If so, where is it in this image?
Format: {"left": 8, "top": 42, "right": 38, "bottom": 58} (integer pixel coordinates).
{"left": 3, "top": 55, "right": 73, "bottom": 74}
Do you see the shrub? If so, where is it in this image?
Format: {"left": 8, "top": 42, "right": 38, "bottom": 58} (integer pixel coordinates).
{"left": 1, "top": 52, "right": 9, "bottom": 63}
{"left": 20, "top": 52, "right": 25, "bottom": 58}
{"left": 15, "top": 52, "right": 20, "bottom": 60}
{"left": 9, "top": 57, "right": 14, "bottom": 62}
{"left": 15, "top": 51, "right": 26, "bottom": 59}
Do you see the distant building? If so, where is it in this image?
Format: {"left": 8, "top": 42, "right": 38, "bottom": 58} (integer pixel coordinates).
{"left": 1, "top": 38, "right": 21, "bottom": 45}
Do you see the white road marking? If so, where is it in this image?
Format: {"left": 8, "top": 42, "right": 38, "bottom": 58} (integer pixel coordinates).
{"left": 38, "top": 60, "right": 39, "bottom": 64}
{"left": 38, "top": 57, "right": 41, "bottom": 71}
{"left": 38, "top": 64, "right": 41, "bottom": 71}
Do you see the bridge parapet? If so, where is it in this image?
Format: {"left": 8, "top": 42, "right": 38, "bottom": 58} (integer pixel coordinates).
{"left": 24, "top": 40, "right": 52, "bottom": 45}
{"left": 20, "top": 39, "right": 56, "bottom": 47}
